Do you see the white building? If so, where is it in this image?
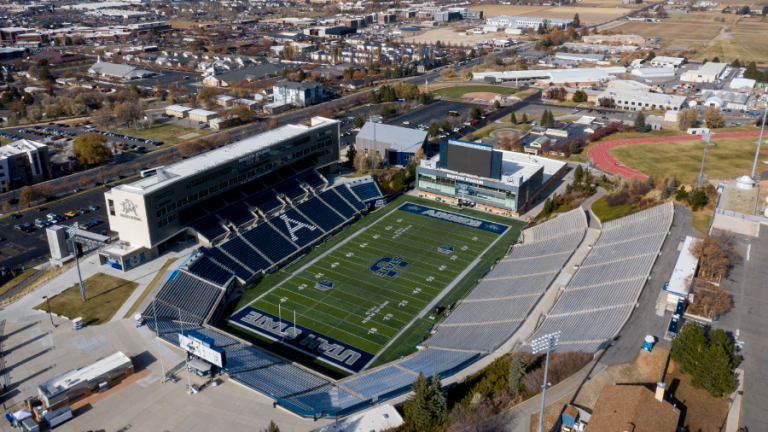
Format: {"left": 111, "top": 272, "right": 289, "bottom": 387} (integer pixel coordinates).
{"left": 0, "top": 139, "right": 50, "bottom": 189}
{"left": 681, "top": 62, "right": 727, "bottom": 83}
{"left": 663, "top": 236, "right": 698, "bottom": 304}
{"left": 631, "top": 67, "right": 675, "bottom": 77}
{"left": 554, "top": 52, "right": 605, "bottom": 63}
{"left": 485, "top": 15, "right": 573, "bottom": 29}
{"left": 609, "top": 80, "right": 652, "bottom": 92}
{"left": 273, "top": 81, "right": 323, "bottom": 107}
{"left": 730, "top": 78, "right": 756, "bottom": 90}
{"left": 597, "top": 89, "right": 687, "bottom": 111}
{"left": 649, "top": 56, "right": 686, "bottom": 69}
{"left": 473, "top": 67, "right": 626, "bottom": 85}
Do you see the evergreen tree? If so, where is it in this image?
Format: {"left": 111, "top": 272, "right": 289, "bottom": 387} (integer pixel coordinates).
{"left": 634, "top": 111, "right": 646, "bottom": 132}
{"left": 572, "top": 13, "right": 580, "bottom": 28}
{"left": 671, "top": 322, "right": 709, "bottom": 377}
{"left": 430, "top": 372, "right": 447, "bottom": 416}
{"left": 441, "top": 120, "right": 451, "bottom": 131}
{"left": 405, "top": 373, "right": 435, "bottom": 426}
{"left": 573, "top": 164, "right": 584, "bottom": 183}
{"left": 569, "top": 140, "right": 578, "bottom": 155}
{"left": 712, "top": 56, "right": 720, "bottom": 63}
{"left": 537, "top": 23, "right": 545, "bottom": 35}
{"left": 5, "top": 72, "right": 14, "bottom": 84}
{"left": 508, "top": 352, "right": 527, "bottom": 396}
{"left": 694, "top": 342, "right": 737, "bottom": 397}
{"left": 522, "top": 112, "right": 528, "bottom": 123}
{"left": 510, "top": 112, "right": 517, "bottom": 123}
{"left": 731, "top": 58, "right": 741, "bottom": 68}
{"left": 262, "top": 421, "right": 280, "bottom": 432}
{"left": 646, "top": 51, "right": 656, "bottom": 61}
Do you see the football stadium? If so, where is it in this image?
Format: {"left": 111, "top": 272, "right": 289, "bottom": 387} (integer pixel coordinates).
{"left": 122, "top": 117, "right": 676, "bottom": 419}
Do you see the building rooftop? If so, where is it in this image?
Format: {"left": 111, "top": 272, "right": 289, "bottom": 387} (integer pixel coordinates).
{"left": 39, "top": 352, "right": 132, "bottom": 399}
{"left": 274, "top": 80, "right": 323, "bottom": 90}
{"left": 665, "top": 236, "right": 699, "bottom": 297}
{"left": 688, "top": 62, "right": 727, "bottom": 76}
{"left": 310, "top": 404, "right": 403, "bottom": 432}
{"left": 165, "top": 105, "right": 192, "bottom": 112}
{"left": 114, "top": 117, "right": 338, "bottom": 195}
{"left": 189, "top": 109, "right": 217, "bottom": 117}
{"left": 89, "top": 61, "right": 154, "bottom": 79}
{"left": 651, "top": 56, "right": 685, "bottom": 64}
{"left": 587, "top": 385, "right": 680, "bottom": 432}
{"left": 609, "top": 79, "right": 652, "bottom": 92}
{"left": 357, "top": 122, "right": 427, "bottom": 153}
{"left": 598, "top": 88, "right": 687, "bottom": 107}
{"left": 0, "top": 139, "right": 46, "bottom": 158}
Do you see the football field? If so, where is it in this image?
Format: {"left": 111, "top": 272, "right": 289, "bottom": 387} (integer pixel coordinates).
{"left": 228, "top": 202, "right": 510, "bottom": 372}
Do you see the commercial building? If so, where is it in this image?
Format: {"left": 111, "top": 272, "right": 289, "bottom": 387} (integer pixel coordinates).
{"left": 730, "top": 77, "right": 756, "bottom": 90}
{"left": 649, "top": 56, "right": 685, "bottom": 69}
{"left": 416, "top": 139, "right": 566, "bottom": 215}
{"left": 188, "top": 109, "right": 218, "bottom": 122}
{"left": 0, "top": 47, "right": 26, "bottom": 60}
{"left": 38, "top": 352, "right": 134, "bottom": 408}
{"left": 104, "top": 117, "right": 340, "bottom": 257}
{"left": 165, "top": 105, "right": 193, "bottom": 118}
{"left": 581, "top": 34, "right": 646, "bottom": 45}
{"left": 554, "top": 52, "right": 605, "bottom": 63}
{"left": 88, "top": 59, "right": 156, "bottom": 80}
{"left": 485, "top": 16, "right": 572, "bottom": 29}
{"left": 202, "top": 63, "right": 283, "bottom": 87}
{"left": 608, "top": 79, "right": 652, "bottom": 92}
{"left": 473, "top": 67, "right": 626, "bottom": 86}
{"left": 597, "top": 89, "right": 686, "bottom": 111}
{"left": 0, "top": 139, "right": 51, "bottom": 190}
{"left": 355, "top": 122, "right": 428, "bottom": 165}
{"left": 273, "top": 81, "right": 323, "bottom": 107}
{"left": 681, "top": 62, "right": 727, "bottom": 83}
{"left": 435, "top": 11, "right": 462, "bottom": 21}
{"left": 631, "top": 67, "right": 675, "bottom": 77}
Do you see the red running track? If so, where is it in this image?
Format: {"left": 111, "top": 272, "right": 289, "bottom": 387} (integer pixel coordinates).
{"left": 587, "top": 131, "right": 768, "bottom": 180}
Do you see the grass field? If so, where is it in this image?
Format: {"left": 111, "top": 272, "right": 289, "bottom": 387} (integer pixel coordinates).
{"left": 609, "top": 136, "right": 768, "bottom": 184}
{"left": 612, "top": 21, "right": 722, "bottom": 40}
{"left": 35, "top": 273, "right": 138, "bottom": 326}
{"left": 117, "top": 123, "right": 214, "bottom": 145}
{"left": 226, "top": 197, "right": 523, "bottom": 373}
{"left": 431, "top": 85, "right": 515, "bottom": 99}
{"left": 470, "top": 4, "right": 634, "bottom": 21}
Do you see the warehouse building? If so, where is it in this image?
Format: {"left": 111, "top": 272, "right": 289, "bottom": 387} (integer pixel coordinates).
{"left": 355, "top": 122, "right": 428, "bottom": 166}
{"left": 435, "top": 11, "right": 462, "bottom": 21}
{"left": 649, "top": 56, "right": 686, "bottom": 69}
{"left": 631, "top": 67, "right": 676, "bottom": 77}
{"left": 681, "top": 62, "right": 727, "bottom": 83}
{"left": 581, "top": 34, "right": 646, "bottom": 45}
{"left": 103, "top": 117, "right": 340, "bottom": 258}
{"left": 0, "top": 139, "right": 51, "bottom": 190}
{"left": 597, "top": 89, "right": 687, "bottom": 111}
{"left": 554, "top": 52, "right": 605, "bottom": 63}
{"left": 202, "top": 63, "right": 283, "bottom": 87}
{"left": 485, "top": 15, "right": 572, "bottom": 29}
{"left": 88, "top": 58, "right": 156, "bottom": 80}
{"left": 416, "top": 139, "right": 566, "bottom": 215}
{"left": 473, "top": 67, "right": 625, "bottom": 86}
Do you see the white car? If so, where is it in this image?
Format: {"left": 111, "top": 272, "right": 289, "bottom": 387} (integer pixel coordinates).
{"left": 403, "top": 121, "right": 410, "bottom": 125}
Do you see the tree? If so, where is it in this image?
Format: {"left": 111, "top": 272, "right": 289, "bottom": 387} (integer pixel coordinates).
{"left": 354, "top": 150, "right": 368, "bottom": 171}
{"left": 704, "top": 106, "right": 724, "bottom": 129}
{"left": 428, "top": 121, "right": 439, "bottom": 137}
{"left": 470, "top": 105, "right": 483, "bottom": 120}
{"left": 346, "top": 144, "right": 357, "bottom": 168}
{"left": 510, "top": 112, "right": 517, "bottom": 123}
{"left": 689, "top": 233, "right": 741, "bottom": 280}
{"left": 677, "top": 108, "right": 699, "bottom": 131}
{"left": 569, "top": 140, "right": 579, "bottom": 154}
{"left": 262, "top": 420, "right": 280, "bottom": 432}
{"left": 712, "top": 56, "right": 720, "bottom": 63}
{"left": 731, "top": 58, "right": 741, "bottom": 68}
{"left": 78, "top": 176, "right": 90, "bottom": 189}
{"left": 522, "top": 113, "right": 528, "bottom": 123}
{"left": 572, "top": 13, "right": 581, "bottom": 28}
{"left": 354, "top": 115, "right": 365, "bottom": 128}
{"left": 269, "top": 119, "right": 278, "bottom": 130}
{"left": 114, "top": 101, "right": 143, "bottom": 127}
{"left": 19, "top": 186, "right": 39, "bottom": 207}
{"left": 688, "top": 278, "right": 732, "bottom": 318}
{"left": 404, "top": 373, "right": 438, "bottom": 427}
{"left": 5, "top": 72, "right": 14, "bottom": 83}
{"left": 2, "top": 201, "right": 12, "bottom": 212}
{"left": 441, "top": 119, "right": 451, "bottom": 131}
{"left": 380, "top": 105, "right": 396, "bottom": 117}
{"left": 672, "top": 322, "right": 738, "bottom": 398}
{"left": 73, "top": 132, "right": 111, "bottom": 166}
{"left": 430, "top": 372, "right": 447, "bottom": 416}
{"left": 508, "top": 352, "right": 527, "bottom": 396}
{"left": 646, "top": 51, "right": 656, "bottom": 61}
{"left": 572, "top": 90, "right": 587, "bottom": 103}
{"left": 763, "top": 4, "right": 768, "bottom": 15}
{"left": 499, "top": 136, "right": 511, "bottom": 151}
{"left": 634, "top": 111, "right": 646, "bottom": 132}
{"left": 493, "top": 99, "right": 501, "bottom": 109}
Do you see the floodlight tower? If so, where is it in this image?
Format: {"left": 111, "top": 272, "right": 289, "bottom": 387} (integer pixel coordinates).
{"left": 697, "top": 132, "right": 711, "bottom": 186}
{"left": 531, "top": 331, "right": 561, "bottom": 432}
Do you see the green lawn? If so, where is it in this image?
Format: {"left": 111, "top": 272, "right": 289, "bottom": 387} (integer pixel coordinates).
{"left": 227, "top": 195, "right": 524, "bottom": 373}
{"left": 692, "top": 211, "right": 712, "bottom": 234}
{"left": 116, "top": 122, "right": 214, "bottom": 145}
{"left": 591, "top": 196, "right": 638, "bottom": 223}
{"left": 609, "top": 136, "right": 768, "bottom": 184}
{"left": 35, "top": 273, "right": 138, "bottom": 326}
{"left": 431, "top": 85, "right": 515, "bottom": 99}
{"left": 466, "top": 123, "right": 532, "bottom": 140}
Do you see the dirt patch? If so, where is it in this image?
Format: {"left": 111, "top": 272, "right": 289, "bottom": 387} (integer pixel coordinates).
{"left": 179, "top": 132, "right": 201, "bottom": 140}
{"left": 464, "top": 92, "right": 500, "bottom": 101}
{"left": 664, "top": 361, "right": 730, "bottom": 432}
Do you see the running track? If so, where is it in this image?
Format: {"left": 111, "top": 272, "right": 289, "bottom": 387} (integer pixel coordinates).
{"left": 587, "top": 131, "right": 768, "bottom": 180}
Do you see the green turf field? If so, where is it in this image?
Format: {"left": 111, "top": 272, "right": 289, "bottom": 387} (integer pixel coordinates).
{"left": 230, "top": 202, "right": 509, "bottom": 369}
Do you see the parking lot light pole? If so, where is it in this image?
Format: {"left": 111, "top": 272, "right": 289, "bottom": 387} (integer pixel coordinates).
{"left": 67, "top": 223, "right": 86, "bottom": 302}
{"left": 698, "top": 132, "right": 711, "bottom": 186}
{"left": 750, "top": 104, "right": 768, "bottom": 180}
{"left": 531, "top": 331, "right": 561, "bottom": 432}
{"left": 42, "top": 295, "right": 55, "bottom": 328}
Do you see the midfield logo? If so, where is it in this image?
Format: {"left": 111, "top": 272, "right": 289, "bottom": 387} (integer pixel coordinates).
{"left": 370, "top": 256, "right": 411, "bottom": 278}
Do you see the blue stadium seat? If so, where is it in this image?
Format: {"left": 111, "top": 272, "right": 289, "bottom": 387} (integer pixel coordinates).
{"left": 274, "top": 179, "right": 305, "bottom": 200}
{"left": 241, "top": 222, "right": 297, "bottom": 263}
{"left": 285, "top": 384, "right": 367, "bottom": 412}
{"left": 155, "top": 272, "right": 223, "bottom": 320}
{"left": 190, "top": 214, "right": 226, "bottom": 240}
{"left": 217, "top": 202, "right": 256, "bottom": 227}
{"left": 232, "top": 363, "right": 328, "bottom": 398}
{"left": 295, "top": 196, "right": 345, "bottom": 232}
{"left": 247, "top": 190, "right": 283, "bottom": 214}
{"left": 271, "top": 208, "right": 324, "bottom": 247}
{"left": 295, "top": 170, "right": 326, "bottom": 189}
{"left": 206, "top": 248, "right": 253, "bottom": 281}
{"left": 349, "top": 182, "right": 382, "bottom": 201}
{"left": 318, "top": 189, "right": 357, "bottom": 219}
{"left": 188, "top": 256, "right": 235, "bottom": 286}
{"left": 341, "top": 366, "right": 416, "bottom": 400}
{"left": 223, "top": 344, "right": 281, "bottom": 374}
{"left": 334, "top": 186, "right": 367, "bottom": 211}
{"left": 219, "top": 237, "right": 271, "bottom": 273}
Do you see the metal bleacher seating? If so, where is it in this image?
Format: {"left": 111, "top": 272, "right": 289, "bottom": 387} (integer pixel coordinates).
{"left": 295, "top": 170, "right": 327, "bottom": 190}
{"left": 190, "top": 214, "right": 226, "bottom": 241}
{"left": 154, "top": 272, "right": 223, "bottom": 321}
{"left": 246, "top": 190, "right": 283, "bottom": 214}
{"left": 295, "top": 196, "right": 345, "bottom": 232}
{"left": 205, "top": 247, "right": 254, "bottom": 281}
{"left": 318, "top": 189, "right": 357, "bottom": 219}
{"left": 525, "top": 202, "right": 674, "bottom": 353}
{"left": 218, "top": 237, "right": 271, "bottom": 274}
{"left": 187, "top": 256, "right": 235, "bottom": 286}
{"left": 241, "top": 222, "right": 297, "bottom": 264}
{"left": 231, "top": 363, "right": 329, "bottom": 398}
{"left": 274, "top": 208, "right": 325, "bottom": 246}
{"left": 334, "top": 186, "right": 367, "bottom": 211}
{"left": 273, "top": 179, "right": 306, "bottom": 201}
{"left": 217, "top": 202, "right": 257, "bottom": 228}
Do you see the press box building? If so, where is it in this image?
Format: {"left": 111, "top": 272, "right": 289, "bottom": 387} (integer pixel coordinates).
{"left": 103, "top": 117, "right": 340, "bottom": 261}
{"left": 416, "top": 139, "right": 567, "bottom": 215}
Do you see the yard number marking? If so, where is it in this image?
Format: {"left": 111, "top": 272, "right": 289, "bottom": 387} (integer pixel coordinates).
{"left": 462, "top": 245, "right": 468, "bottom": 251}
{"left": 298, "top": 284, "right": 307, "bottom": 291}
{"left": 368, "top": 328, "right": 378, "bottom": 335}
{"left": 451, "top": 255, "right": 458, "bottom": 261}
{"left": 346, "top": 252, "right": 354, "bottom": 257}
{"left": 426, "top": 276, "right": 435, "bottom": 282}
{"left": 385, "top": 226, "right": 393, "bottom": 231}
{"left": 439, "top": 265, "right": 446, "bottom": 271}
{"left": 413, "top": 288, "right": 422, "bottom": 294}
{"left": 315, "top": 272, "right": 324, "bottom": 279}
{"left": 360, "top": 242, "right": 367, "bottom": 248}
{"left": 472, "top": 236, "right": 478, "bottom": 241}
{"left": 331, "top": 262, "right": 339, "bottom": 268}
{"left": 383, "top": 314, "right": 393, "bottom": 321}
{"left": 399, "top": 300, "right": 409, "bottom": 307}
{"left": 397, "top": 219, "right": 403, "bottom": 222}
{"left": 373, "top": 234, "right": 380, "bottom": 239}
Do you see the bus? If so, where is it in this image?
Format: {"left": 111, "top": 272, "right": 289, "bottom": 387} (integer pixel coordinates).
{"left": 141, "top": 166, "right": 165, "bottom": 177}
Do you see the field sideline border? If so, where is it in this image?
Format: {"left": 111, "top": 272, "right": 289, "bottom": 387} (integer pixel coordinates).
{"left": 229, "top": 201, "right": 512, "bottom": 371}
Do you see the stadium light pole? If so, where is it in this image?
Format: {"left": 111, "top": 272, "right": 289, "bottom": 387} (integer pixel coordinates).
{"left": 68, "top": 223, "right": 86, "bottom": 302}
{"left": 750, "top": 103, "right": 768, "bottom": 181}
{"left": 151, "top": 299, "right": 166, "bottom": 380}
{"left": 179, "top": 307, "right": 192, "bottom": 391}
{"left": 531, "top": 331, "right": 561, "bottom": 432}
{"left": 697, "top": 132, "right": 711, "bottom": 186}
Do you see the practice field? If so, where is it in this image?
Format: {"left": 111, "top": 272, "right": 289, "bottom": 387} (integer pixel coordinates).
{"left": 431, "top": 85, "right": 515, "bottom": 99}
{"left": 609, "top": 136, "right": 768, "bottom": 183}
{"left": 611, "top": 21, "right": 722, "bottom": 40}
{"left": 228, "top": 203, "right": 510, "bottom": 373}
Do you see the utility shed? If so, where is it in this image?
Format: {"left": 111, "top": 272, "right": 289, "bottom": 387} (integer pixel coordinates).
{"left": 37, "top": 352, "right": 134, "bottom": 407}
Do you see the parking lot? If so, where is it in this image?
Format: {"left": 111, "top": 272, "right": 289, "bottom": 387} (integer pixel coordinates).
{"left": 0, "top": 183, "right": 118, "bottom": 270}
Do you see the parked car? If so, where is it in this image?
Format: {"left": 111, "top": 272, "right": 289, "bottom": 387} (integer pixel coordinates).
{"left": 64, "top": 211, "right": 76, "bottom": 217}
{"left": 77, "top": 208, "right": 89, "bottom": 215}
{"left": 74, "top": 187, "right": 84, "bottom": 193}
{"left": 89, "top": 205, "right": 99, "bottom": 211}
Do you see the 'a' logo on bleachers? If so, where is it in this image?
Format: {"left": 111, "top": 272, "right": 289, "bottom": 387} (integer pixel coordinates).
{"left": 279, "top": 214, "right": 316, "bottom": 241}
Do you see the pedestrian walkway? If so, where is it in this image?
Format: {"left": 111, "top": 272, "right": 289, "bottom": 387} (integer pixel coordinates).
{"left": 587, "top": 130, "right": 768, "bottom": 179}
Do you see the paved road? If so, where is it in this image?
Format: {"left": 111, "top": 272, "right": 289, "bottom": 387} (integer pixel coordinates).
{"left": 587, "top": 130, "right": 768, "bottom": 179}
